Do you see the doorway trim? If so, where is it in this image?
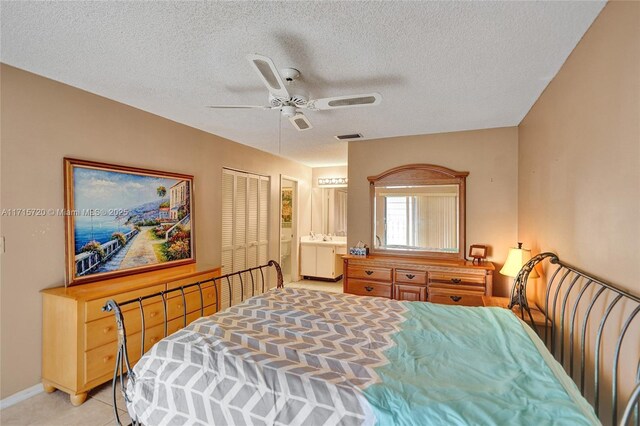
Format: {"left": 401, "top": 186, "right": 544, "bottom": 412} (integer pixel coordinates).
{"left": 279, "top": 175, "right": 300, "bottom": 283}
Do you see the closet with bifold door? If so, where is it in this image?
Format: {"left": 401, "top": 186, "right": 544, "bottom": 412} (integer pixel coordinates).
{"left": 221, "top": 168, "right": 270, "bottom": 306}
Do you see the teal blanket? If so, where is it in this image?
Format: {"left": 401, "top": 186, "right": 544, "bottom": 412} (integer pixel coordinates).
{"left": 365, "top": 302, "right": 599, "bottom": 425}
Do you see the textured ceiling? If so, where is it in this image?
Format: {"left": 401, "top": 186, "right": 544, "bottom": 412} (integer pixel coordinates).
{"left": 1, "top": 1, "right": 604, "bottom": 166}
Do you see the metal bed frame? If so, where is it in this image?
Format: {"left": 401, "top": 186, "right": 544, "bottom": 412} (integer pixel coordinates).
{"left": 103, "top": 255, "right": 639, "bottom": 425}
{"left": 102, "top": 260, "right": 283, "bottom": 426}
{"left": 510, "top": 252, "right": 639, "bottom": 426}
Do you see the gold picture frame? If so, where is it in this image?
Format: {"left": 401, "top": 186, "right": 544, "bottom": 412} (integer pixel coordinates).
{"left": 64, "top": 158, "right": 195, "bottom": 285}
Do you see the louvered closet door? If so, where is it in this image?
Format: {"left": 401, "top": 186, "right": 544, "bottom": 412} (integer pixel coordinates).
{"left": 233, "top": 173, "right": 247, "bottom": 305}
{"left": 221, "top": 169, "right": 270, "bottom": 307}
{"left": 245, "top": 175, "right": 259, "bottom": 298}
{"left": 221, "top": 170, "right": 235, "bottom": 308}
{"left": 258, "top": 176, "right": 270, "bottom": 291}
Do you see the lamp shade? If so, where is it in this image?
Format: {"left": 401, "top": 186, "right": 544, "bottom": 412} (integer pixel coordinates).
{"left": 500, "top": 245, "right": 539, "bottom": 278}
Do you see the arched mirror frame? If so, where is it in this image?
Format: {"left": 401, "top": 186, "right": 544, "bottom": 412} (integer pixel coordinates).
{"left": 368, "top": 164, "right": 469, "bottom": 260}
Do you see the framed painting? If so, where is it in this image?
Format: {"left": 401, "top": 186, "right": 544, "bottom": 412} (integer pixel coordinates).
{"left": 468, "top": 244, "right": 487, "bottom": 264}
{"left": 281, "top": 188, "right": 293, "bottom": 226}
{"left": 64, "top": 158, "right": 195, "bottom": 285}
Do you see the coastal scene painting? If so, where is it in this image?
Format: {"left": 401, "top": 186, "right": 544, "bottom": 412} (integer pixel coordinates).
{"left": 64, "top": 159, "right": 194, "bottom": 285}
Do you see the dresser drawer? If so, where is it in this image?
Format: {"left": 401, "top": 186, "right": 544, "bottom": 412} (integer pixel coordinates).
{"left": 85, "top": 284, "right": 166, "bottom": 322}
{"left": 166, "top": 283, "right": 217, "bottom": 320}
{"left": 84, "top": 306, "right": 215, "bottom": 385}
{"left": 428, "top": 283, "right": 486, "bottom": 294}
{"left": 85, "top": 300, "right": 164, "bottom": 351}
{"left": 347, "top": 265, "right": 393, "bottom": 282}
{"left": 346, "top": 279, "right": 392, "bottom": 298}
{"left": 395, "top": 269, "right": 427, "bottom": 285}
{"left": 429, "top": 271, "right": 485, "bottom": 287}
{"left": 85, "top": 283, "right": 216, "bottom": 351}
{"left": 84, "top": 322, "right": 160, "bottom": 384}
{"left": 428, "top": 289, "right": 484, "bottom": 307}
{"left": 395, "top": 284, "right": 427, "bottom": 302}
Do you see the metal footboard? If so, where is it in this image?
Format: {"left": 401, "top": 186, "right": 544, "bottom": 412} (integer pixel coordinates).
{"left": 511, "top": 253, "right": 640, "bottom": 426}
{"left": 102, "top": 260, "right": 283, "bottom": 426}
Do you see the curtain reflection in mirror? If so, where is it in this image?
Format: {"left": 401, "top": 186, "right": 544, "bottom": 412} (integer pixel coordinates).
{"left": 375, "top": 185, "right": 459, "bottom": 252}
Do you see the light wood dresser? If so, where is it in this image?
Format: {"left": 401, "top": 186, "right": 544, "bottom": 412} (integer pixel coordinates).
{"left": 343, "top": 255, "right": 494, "bottom": 304}
{"left": 41, "top": 264, "right": 221, "bottom": 405}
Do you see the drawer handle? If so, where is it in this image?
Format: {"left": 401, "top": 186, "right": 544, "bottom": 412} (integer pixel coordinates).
{"left": 103, "top": 355, "right": 112, "bottom": 363}
{"left": 365, "top": 270, "right": 374, "bottom": 276}
{"left": 151, "top": 337, "right": 159, "bottom": 343}
{"left": 451, "top": 278, "right": 462, "bottom": 284}
{"left": 364, "top": 286, "right": 374, "bottom": 292}
{"left": 149, "top": 312, "right": 157, "bottom": 318}
{"left": 406, "top": 274, "right": 416, "bottom": 279}
{"left": 450, "top": 296, "right": 462, "bottom": 302}
{"left": 103, "top": 326, "right": 112, "bottom": 334}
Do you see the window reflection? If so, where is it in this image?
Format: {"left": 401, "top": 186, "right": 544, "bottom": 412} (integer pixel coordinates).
{"left": 374, "top": 185, "right": 459, "bottom": 252}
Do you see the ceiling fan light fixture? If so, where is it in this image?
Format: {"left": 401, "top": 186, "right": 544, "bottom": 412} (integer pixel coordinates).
{"left": 289, "top": 113, "right": 312, "bottom": 131}
{"left": 281, "top": 106, "right": 297, "bottom": 117}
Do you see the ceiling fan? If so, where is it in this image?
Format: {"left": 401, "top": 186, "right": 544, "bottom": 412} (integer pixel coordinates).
{"left": 207, "top": 53, "right": 382, "bottom": 131}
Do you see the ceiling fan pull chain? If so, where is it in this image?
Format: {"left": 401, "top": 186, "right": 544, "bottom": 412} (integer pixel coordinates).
{"left": 278, "top": 113, "right": 282, "bottom": 155}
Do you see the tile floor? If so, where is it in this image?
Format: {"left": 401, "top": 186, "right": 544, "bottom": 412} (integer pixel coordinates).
{"left": 0, "top": 278, "right": 342, "bottom": 425}
{"left": 286, "top": 277, "right": 343, "bottom": 293}
{"left": 0, "top": 381, "right": 130, "bottom": 426}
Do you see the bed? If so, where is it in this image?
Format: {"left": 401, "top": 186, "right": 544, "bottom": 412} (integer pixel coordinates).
{"left": 103, "top": 256, "right": 640, "bottom": 426}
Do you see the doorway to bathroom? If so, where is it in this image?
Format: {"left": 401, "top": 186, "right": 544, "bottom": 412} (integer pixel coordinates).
{"left": 279, "top": 176, "right": 299, "bottom": 285}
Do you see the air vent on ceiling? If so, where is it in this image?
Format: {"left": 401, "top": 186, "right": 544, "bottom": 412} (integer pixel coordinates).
{"left": 334, "top": 133, "right": 363, "bottom": 141}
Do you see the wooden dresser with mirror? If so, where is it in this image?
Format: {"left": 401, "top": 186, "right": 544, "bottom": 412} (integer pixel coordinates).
{"left": 343, "top": 164, "right": 494, "bottom": 303}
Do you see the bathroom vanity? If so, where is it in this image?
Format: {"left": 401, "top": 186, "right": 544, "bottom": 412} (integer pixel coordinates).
{"left": 300, "top": 236, "right": 347, "bottom": 280}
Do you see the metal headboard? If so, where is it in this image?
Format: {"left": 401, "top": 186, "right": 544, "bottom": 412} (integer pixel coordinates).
{"left": 102, "top": 260, "right": 284, "bottom": 426}
{"left": 510, "top": 252, "right": 640, "bottom": 426}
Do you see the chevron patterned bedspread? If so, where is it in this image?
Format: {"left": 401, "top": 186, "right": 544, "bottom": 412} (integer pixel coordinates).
{"left": 126, "top": 288, "right": 599, "bottom": 426}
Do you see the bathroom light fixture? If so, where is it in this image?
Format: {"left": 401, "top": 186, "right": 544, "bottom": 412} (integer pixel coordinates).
{"left": 318, "top": 177, "right": 348, "bottom": 186}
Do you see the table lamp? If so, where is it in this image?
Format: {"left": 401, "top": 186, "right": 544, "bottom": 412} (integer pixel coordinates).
{"left": 500, "top": 242, "right": 538, "bottom": 317}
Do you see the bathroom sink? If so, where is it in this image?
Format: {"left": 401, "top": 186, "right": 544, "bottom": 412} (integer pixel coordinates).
{"left": 300, "top": 236, "right": 346, "bottom": 246}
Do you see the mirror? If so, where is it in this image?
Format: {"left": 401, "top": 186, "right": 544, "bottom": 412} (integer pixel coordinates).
{"left": 369, "top": 164, "right": 468, "bottom": 260}
{"left": 312, "top": 187, "right": 348, "bottom": 236}
{"left": 374, "top": 184, "right": 459, "bottom": 252}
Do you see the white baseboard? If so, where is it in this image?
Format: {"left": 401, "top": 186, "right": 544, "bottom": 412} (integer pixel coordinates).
{"left": 0, "top": 383, "right": 44, "bottom": 410}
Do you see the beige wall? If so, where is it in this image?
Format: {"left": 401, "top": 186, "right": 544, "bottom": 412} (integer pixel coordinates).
{"left": 348, "top": 127, "right": 519, "bottom": 295}
{"left": 0, "top": 64, "right": 312, "bottom": 398}
{"left": 518, "top": 1, "right": 639, "bottom": 295}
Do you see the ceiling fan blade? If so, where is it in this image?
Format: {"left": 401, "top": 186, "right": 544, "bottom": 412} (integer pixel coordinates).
{"left": 309, "top": 92, "right": 382, "bottom": 110}
{"left": 289, "top": 113, "right": 313, "bottom": 131}
{"left": 246, "top": 53, "right": 290, "bottom": 99}
{"left": 206, "top": 105, "right": 272, "bottom": 110}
